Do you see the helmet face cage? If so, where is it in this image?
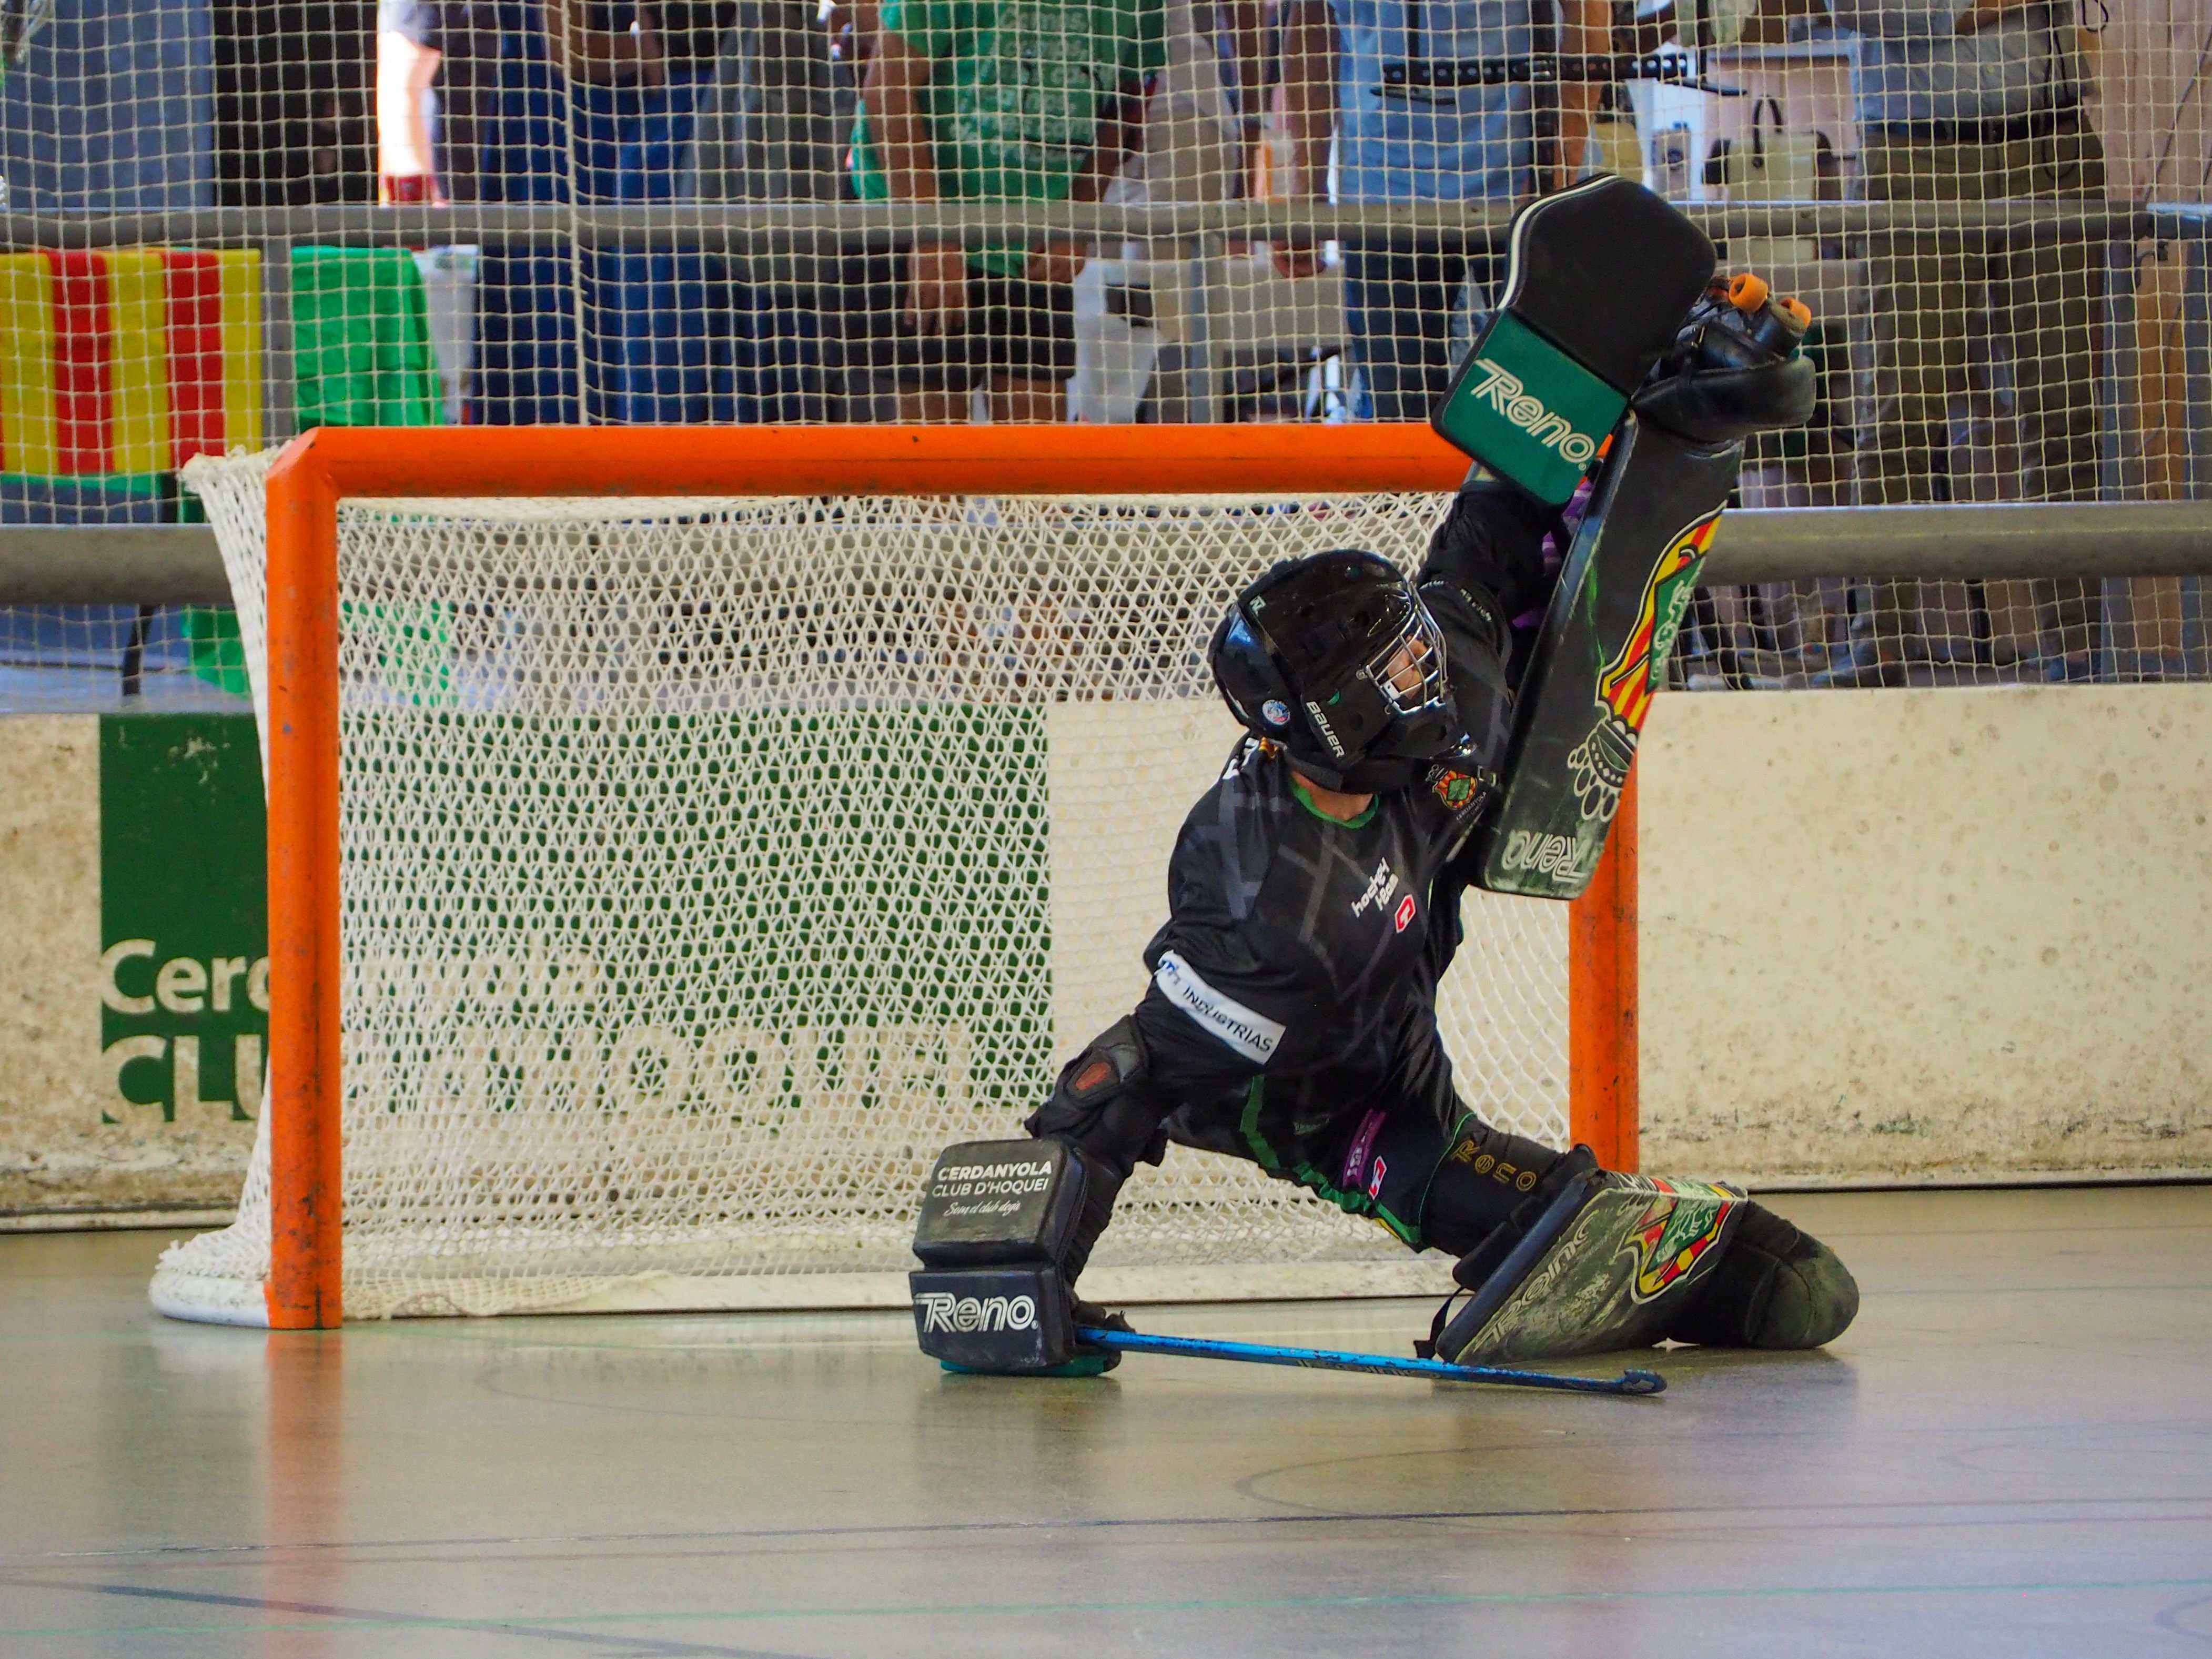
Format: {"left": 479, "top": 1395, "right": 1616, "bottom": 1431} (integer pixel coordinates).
{"left": 1359, "top": 593, "right": 1449, "bottom": 718}
{"left": 1210, "top": 551, "right": 1467, "bottom": 790}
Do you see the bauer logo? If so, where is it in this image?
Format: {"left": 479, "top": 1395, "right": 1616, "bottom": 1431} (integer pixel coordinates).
{"left": 916, "top": 1292, "right": 1040, "bottom": 1334}
{"left": 1460, "top": 359, "right": 1602, "bottom": 468}
{"left": 1303, "top": 701, "right": 1348, "bottom": 758}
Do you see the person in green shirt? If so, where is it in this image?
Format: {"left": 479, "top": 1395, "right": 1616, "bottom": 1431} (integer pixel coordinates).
{"left": 848, "top": 0, "right": 1166, "bottom": 421}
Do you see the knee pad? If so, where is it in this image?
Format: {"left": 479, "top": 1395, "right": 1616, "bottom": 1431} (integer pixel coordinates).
{"left": 1665, "top": 1201, "right": 1859, "bottom": 1350}
{"left": 1023, "top": 1017, "right": 1169, "bottom": 1179}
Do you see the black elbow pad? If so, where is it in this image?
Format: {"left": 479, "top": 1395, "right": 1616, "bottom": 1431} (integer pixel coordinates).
{"left": 1417, "top": 473, "right": 1559, "bottom": 636}
{"left": 1420, "top": 577, "right": 1516, "bottom": 769}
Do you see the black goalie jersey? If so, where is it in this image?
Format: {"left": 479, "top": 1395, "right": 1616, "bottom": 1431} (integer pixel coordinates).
{"left": 1130, "top": 741, "right": 1492, "bottom": 1181}
{"left": 1037, "top": 476, "right": 1558, "bottom": 1213}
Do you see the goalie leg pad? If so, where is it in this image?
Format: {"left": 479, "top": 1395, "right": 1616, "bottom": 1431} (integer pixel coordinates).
{"left": 1662, "top": 1201, "right": 1859, "bottom": 1350}
{"left": 1433, "top": 1169, "right": 1747, "bottom": 1365}
{"left": 911, "top": 1139, "right": 1117, "bottom": 1372}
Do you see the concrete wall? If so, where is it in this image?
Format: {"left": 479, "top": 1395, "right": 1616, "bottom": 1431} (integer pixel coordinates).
{"left": 2, "top": 686, "right": 2205, "bottom": 1226}
{"left": 1640, "top": 685, "right": 2212, "bottom": 1184}
{"left": 0, "top": 714, "right": 264, "bottom": 1228}
{"left": 0, "top": 719, "right": 106, "bottom": 1217}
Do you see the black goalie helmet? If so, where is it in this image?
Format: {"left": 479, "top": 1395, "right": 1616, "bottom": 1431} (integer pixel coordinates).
{"left": 1208, "top": 549, "right": 1467, "bottom": 793}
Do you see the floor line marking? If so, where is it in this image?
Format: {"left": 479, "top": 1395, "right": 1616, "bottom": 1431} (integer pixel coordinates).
{"left": 11, "top": 1490, "right": 2212, "bottom": 1566}
{"left": 0, "top": 1579, "right": 822, "bottom": 1659}
{"left": 9, "top": 1571, "right": 2212, "bottom": 1639}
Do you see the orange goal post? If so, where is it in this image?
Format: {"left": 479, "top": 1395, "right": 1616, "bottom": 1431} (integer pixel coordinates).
{"left": 157, "top": 424, "right": 1637, "bottom": 1330}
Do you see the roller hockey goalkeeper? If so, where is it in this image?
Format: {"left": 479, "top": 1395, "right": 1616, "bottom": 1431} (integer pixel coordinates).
{"left": 910, "top": 247, "right": 1855, "bottom": 1381}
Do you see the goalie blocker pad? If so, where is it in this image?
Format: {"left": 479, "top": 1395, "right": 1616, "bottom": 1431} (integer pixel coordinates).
{"left": 1431, "top": 176, "right": 1716, "bottom": 504}
{"left": 1435, "top": 1170, "right": 1746, "bottom": 1364}
{"left": 910, "top": 1139, "right": 1088, "bottom": 1372}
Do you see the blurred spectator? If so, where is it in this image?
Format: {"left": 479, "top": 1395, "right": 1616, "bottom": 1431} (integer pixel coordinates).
{"left": 1, "top": 0, "right": 215, "bottom": 213}
{"left": 1269, "top": 0, "right": 1609, "bottom": 420}
{"left": 1829, "top": 0, "right": 2105, "bottom": 679}
{"left": 1113, "top": 0, "right": 1243, "bottom": 207}
{"left": 474, "top": 2, "right": 734, "bottom": 203}
{"left": 469, "top": 3, "right": 733, "bottom": 423}
{"left": 379, "top": 0, "right": 447, "bottom": 202}
{"left": 845, "top": 0, "right": 1165, "bottom": 422}
{"left": 679, "top": 1, "right": 844, "bottom": 200}
{"left": 675, "top": 3, "right": 849, "bottom": 420}
{"left": 544, "top": 0, "right": 667, "bottom": 86}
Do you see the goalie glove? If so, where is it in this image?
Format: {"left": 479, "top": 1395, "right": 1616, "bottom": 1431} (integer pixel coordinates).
{"left": 1631, "top": 272, "right": 1817, "bottom": 444}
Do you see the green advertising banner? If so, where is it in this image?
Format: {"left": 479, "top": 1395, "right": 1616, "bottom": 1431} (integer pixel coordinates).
{"left": 99, "top": 715, "right": 268, "bottom": 1127}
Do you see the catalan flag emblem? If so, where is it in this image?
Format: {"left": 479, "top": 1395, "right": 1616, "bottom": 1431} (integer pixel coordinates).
{"left": 0, "top": 248, "right": 262, "bottom": 478}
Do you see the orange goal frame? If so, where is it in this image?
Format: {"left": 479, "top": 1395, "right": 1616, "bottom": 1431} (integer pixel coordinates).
{"left": 260, "top": 422, "right": 1639, "bottom": 1329}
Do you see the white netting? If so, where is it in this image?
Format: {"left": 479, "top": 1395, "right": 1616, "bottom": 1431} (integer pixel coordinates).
{"left": 157, "top": 448, "right": 1564, "bottom": 1318}
{"left": 1, "top": 4, "right": 2208, "bottom": 708}
{"left": 3, "top": 0, "right": 2202, "bottom": 465}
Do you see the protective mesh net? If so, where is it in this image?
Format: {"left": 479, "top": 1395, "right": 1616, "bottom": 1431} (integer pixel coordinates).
{"left": 0, "top": 0, "right": 2202, "bottom": 484}
{"left": 0, "top": 604, "right": 251, "bottom": 712}
{"left": 155, "top": 448, "right": 1564, "bottom": 1317}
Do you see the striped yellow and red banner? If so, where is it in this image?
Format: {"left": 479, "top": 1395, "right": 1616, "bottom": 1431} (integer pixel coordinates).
{"left": 0, "top": 248, "right": 262, "bottom": 476}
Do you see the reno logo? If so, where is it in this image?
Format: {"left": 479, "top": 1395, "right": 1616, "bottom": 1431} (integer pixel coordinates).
{"left": 1621, "top": 1182, "right": 1734, "bottom": 1304}
{"left": 1500, "top": 828, "right": 1590, "bottom": 885}
{"left": 1350, "top": 856, "right": 1401, "bottom": 918}
{"left": 1462, "top": 359, "right": 1602, "bottom": 468}
{"left": 916, "top": 1292, "right": 1039, "bottom": 1333}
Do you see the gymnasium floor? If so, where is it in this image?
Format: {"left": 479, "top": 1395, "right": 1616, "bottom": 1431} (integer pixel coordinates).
{"left": 3, "top": 1186, "right": 2208, "bottom": 1657}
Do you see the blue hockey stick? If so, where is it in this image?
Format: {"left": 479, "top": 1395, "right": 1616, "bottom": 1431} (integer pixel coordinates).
{"left": 1078, "top": 1326, "right": 1665, "bottom": 1396}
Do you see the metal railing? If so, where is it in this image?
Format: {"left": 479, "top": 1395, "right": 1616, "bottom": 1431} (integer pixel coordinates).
{"left": 6, "top": 503, "right": 2211, "bottom": 607}
{"left": 0, "top": 199, "right": 2180, "bottom": 251}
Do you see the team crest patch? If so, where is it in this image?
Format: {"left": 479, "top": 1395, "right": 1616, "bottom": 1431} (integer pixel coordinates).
{"left": 1430, "top": 768, "right": 1481, "bottom": 810}
{"left": 1620, "top": 1182, "right": 1733, "bottom": 1303}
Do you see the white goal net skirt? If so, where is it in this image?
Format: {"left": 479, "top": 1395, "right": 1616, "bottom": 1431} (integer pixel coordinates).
{"left": 155, "top": 448, "right": 1565, "bottom": 1321}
